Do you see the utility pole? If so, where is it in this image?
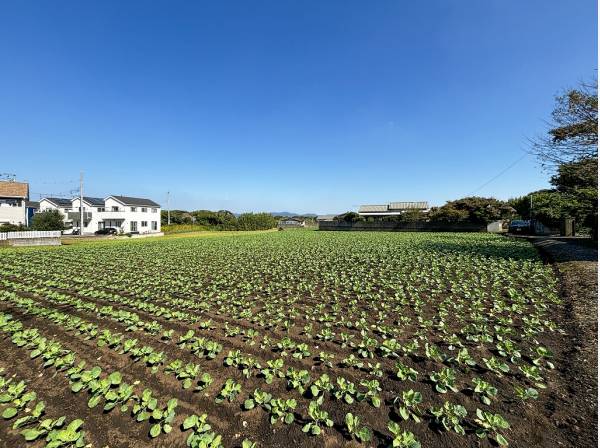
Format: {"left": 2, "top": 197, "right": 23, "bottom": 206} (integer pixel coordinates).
{"left": 529, "top": 194, "right": 533, "bottom": 220}
{"left": 167, "top": 191, "right": 171, "bottom": 225}
{"left": 79, "top": 172, "right": 84, "bottom": 235}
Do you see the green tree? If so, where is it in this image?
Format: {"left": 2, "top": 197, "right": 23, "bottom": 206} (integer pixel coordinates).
{"left": 429, "top": 197, "right": 515, "bottom": 224}
{"left": 528, "top": 79, "right": 598, "bottom": 234}
{"left": 191, "top": 210, "right": 237, "bottom": 229}
{"left": 509, "top": 190, "right": 573, "bottom": 228}
{"left": 551, "top": 158, "right": 597, "bottom": 229}
{"left": 31, "top": 210, "right": 65, "bottom": 231}
{"left": 236, "top": 213, "right": 277, "bottom": 230}
{"left": 161, "top": 210, "right": 192, "bottom": 225}
{"left": 532, "top": 80, "right": 597, "bottom": 166}
{"left": 334, "top": 212, "right": 363, "bottom": 223}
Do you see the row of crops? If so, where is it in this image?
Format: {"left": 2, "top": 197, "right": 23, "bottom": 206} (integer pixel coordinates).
{"left": 0, "top": 230, "right": 564, "bottom": 447}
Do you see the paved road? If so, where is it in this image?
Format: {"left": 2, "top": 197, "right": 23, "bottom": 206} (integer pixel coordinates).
{"left": 529, "top": 236, "right": 598, "bottom": 262}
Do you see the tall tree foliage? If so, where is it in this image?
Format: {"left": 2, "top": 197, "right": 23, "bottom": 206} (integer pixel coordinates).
{"left": 429, "top": 197, "right": 515, "bottom": 224}
{"left": 31, "top": 210, "right": 65, "bottom": 231}
{"left": 528, "top": 79, "right": 598, "bottom": 232}
{"left": 532, "top": 80, "right": 598, "bottom": 167}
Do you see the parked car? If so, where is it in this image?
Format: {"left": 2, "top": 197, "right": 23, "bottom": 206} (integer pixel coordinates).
{"left": 95, "top": 227, "right": 118, "bottom": 235}
{"left": 508, "top": 220, "right": 531, "bottom": 234}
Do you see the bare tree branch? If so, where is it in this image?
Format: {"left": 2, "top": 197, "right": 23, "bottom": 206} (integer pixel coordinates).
{"left": 530, "top": 78, "right": 598, "bottom": 168}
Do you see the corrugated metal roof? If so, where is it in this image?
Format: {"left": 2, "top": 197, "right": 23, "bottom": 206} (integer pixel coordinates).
{"left": 0, "top": 181, "right": 28, "bottom": 199}
{"left": 358, "top": 204, "right": 388, "bottom": 213}
{"left": 316, "top": 214, "right": 337, "bottom": 221}
{"left": 389, "top": 201, "right": 428, "bottom": 210}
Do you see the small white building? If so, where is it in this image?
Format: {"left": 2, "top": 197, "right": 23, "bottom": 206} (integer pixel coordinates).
{"left": 278, "top": 217, "right": 306, "bottom": 228}
{"left": 358, "top": 201, "right": 429, "bottom": 217}
{"left": 0, "top": 181, "right": 29, "bottom": 226}
{"left": 39, "top": 195, "right": 161, "bottom": 235}
{"left": 39, "top": 197, "right": 74, "bottom": 216}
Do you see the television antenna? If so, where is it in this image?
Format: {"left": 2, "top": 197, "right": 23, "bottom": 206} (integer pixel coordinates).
{"left": 0, "top": 173, "right": 16, "bottom": 181}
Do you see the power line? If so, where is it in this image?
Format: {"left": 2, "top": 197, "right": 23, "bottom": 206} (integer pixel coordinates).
{"left": 35, "top": 179, "right": 78, "bottom": 185}
{"left": 30, "top": 188, "right": 81, "bottom": 199}
{"left": 467, "top": 152, "right": 528, "bottom": 195}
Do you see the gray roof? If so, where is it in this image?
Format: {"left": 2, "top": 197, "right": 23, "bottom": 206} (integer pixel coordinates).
{"left": 358, "top": 204, "right": 388, "bottom": 213}
{"left": 26, "top": 201, "right": 40, "bottom": 209}
{"left": 389, "top": 201, "right": 428, "bottom": 210}
{"left": 81, "top": 196, "right": 105, "bottom": 206}
{"left": 359, "top": 202, "right": 428, "bottom": 213}
{"left": 109, "top": 195, "right": 160, "bottom": 207}
{"left": 316, "top": 214, "right": 337, "bottom": 221}
{"left": 43, "top": 197, "right": 72, "bottom": 207}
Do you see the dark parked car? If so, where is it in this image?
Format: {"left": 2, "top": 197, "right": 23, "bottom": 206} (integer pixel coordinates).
{"left": 95, "top": 227, "right": 118, "bottom": 235}
{"left": 508, "top": 220, "right": 531, "bottom": 234}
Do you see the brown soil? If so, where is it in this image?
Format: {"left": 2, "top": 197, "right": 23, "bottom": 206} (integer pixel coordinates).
{"left": 529, "top": 237, "right": 598, "bottom": 448}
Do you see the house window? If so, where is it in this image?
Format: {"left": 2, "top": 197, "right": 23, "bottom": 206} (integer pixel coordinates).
{"left": 97, "top": 207, "right": 105, "bottom": 212}
{"left": 151, "top": 208, "right": 157, "bottom": 213}
{"left": 141, "top": 221, "right": 148, "bottom": 227}
{"left": 64, "top": 208, "right": 70, "bottom": 212}
{"left": 112, "top": 206, "right": 119, "bottom": 212}
{"left": 130, "top": 221, "right": 137, "bottom": 232}
{"left": 0, "top": 199, "right": 20, "bottom": 207}
{"left": 130, "top": 207, "right": 137, "bottom": 212}
{"left": 151, "top": 221, "right": 157, "bottom": 230}
{"left": 141, "top": 207, "right": 147, "bottom": 212}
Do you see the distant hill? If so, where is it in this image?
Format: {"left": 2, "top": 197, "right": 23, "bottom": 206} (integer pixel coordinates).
{"left": 270, "top": 212, "right": 317, "bottom": 217}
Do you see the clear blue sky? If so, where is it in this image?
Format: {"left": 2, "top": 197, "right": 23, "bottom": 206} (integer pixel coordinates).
{"left": 0, "top": 1, "right": 596, "bottom": 214}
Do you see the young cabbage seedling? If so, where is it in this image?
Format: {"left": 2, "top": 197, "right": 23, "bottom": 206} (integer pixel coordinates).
{"left": 344, "top": 412, "right": 372, "bottom": 443}
{"left": 474, "top": 408, "right": 510, "bottom": 446}
{"left": 148, "top": 398, "right": 178, "bottom": 438}
{"left": 215, "top": 379, "right": 241, "bottom": 403}
{"left": 182, "top": 413, "right": 223, "bottom": 448}
{"left": 357, "top": 379, "right": 381, "bottom": 408}
{"left": 266, "top": 398, "right": 296, "bottom": 425}
{"left": 302, "top": 401, "right": 333, "bottom": 436}
{"left": 429, "top": 401, "right": 468, "bottom": 435}
{"left": 22, "top": 417, "right": 86, "bottom": 448}
{"left": 387, "top": 421, "right": 421, "bottom": 448}
{"left": 333, "top": 377, "right": 357, "bottom": 404}
{"left": 243, "top": 389, "right": 272, "bottom": 410}
{"left": 395, "top": 362, "right": 418, "bottom": 382}
{"left": 514, "top": 386, "right": 538, "bottom": 401}
{"left": 393, "top": 389, "right": 423, "bottom": 422}
{"left": 472, "top": 377, "right": 498, "bottom": 405}
{"left": 429, "top": 368, "right": 458, "bottom": 393}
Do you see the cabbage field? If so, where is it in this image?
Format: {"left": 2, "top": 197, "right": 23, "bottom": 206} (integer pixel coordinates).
{"left": 0, "top": 231, "right": 569, "bottom": 447}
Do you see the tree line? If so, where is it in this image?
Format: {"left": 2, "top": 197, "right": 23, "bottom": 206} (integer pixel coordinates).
{"left": 161, "top": 210, "right": 278, "bottom": 231}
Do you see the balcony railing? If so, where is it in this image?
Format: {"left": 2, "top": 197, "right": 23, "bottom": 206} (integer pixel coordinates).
{"left": 67, "top": 211, "right": 93, "bottom": 221}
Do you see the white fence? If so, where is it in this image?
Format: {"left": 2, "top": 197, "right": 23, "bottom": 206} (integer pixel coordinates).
{"left": 0, "top": 230, "right": 62, "bottom": 240}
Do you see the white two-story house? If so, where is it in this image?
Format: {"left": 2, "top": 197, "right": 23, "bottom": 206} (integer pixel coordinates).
{"left": 39, "top": 197, "right": 74, "bottom": 219}
{"left": 39, "top": 195, "right": 161, "bottom": 235}
{"left": 0, "top": 181, "right": 29, "bottom": 226}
